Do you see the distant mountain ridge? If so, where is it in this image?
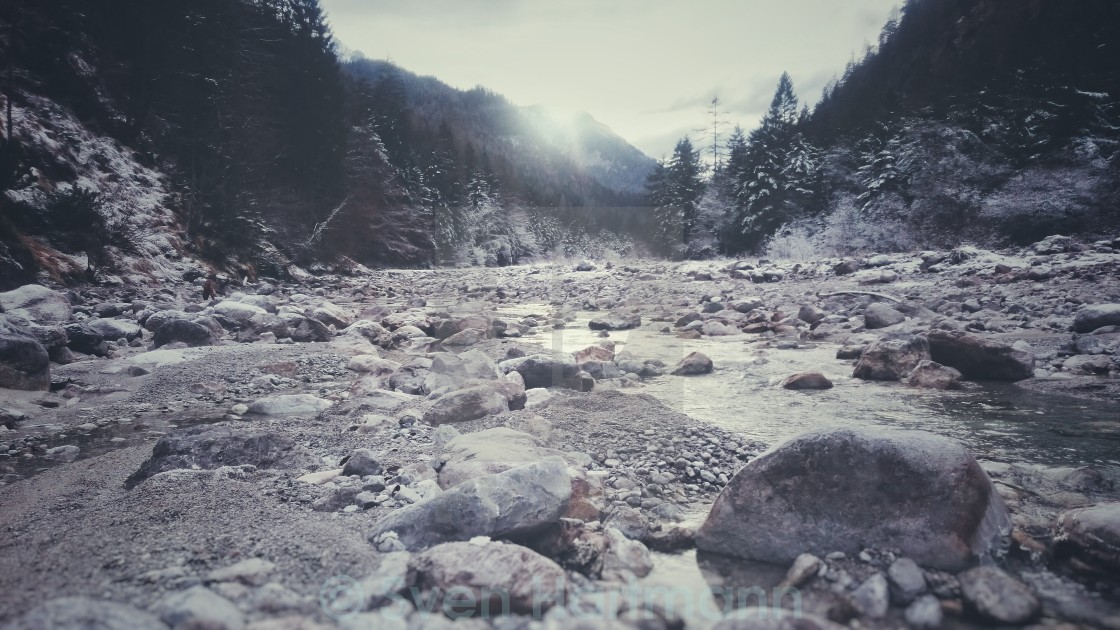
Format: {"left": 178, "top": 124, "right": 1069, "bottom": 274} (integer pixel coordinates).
{"left": 343, "top": 59, "right": 655, "bottom": 207}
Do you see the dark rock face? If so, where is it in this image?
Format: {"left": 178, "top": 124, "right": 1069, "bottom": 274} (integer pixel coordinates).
{"left": 152, "top": 319, "right": 215, "bottom": 348}
{"left": 927, "top": 330, "right": 1034, "bottom": 381}
{"left": 341, "top": 448, "right": 382, "bottom": 478}
{"left": 695, "top": 428, "right": 1010, "bottom": 571}
{"left": 125, "top": 426, "right": 314, "bottom": 489}
{"left": 853, "top": 333, "right": 930, "bottom": 381}
{"left": 1073, "top": 304, "right": 1120, "bottom": 333}
{"left": 0, "top": 331, "right": 50, "bottom": 390}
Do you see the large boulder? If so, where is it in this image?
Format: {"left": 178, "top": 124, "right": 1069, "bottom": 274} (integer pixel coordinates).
{"left": 368, "top": 458, "right": 572, "bottom": 550}
{"left": 852, "top": 333, "right": 930, "bottom": 381}
{"left": 411, "top": 541, "right": 566, "bottom": 615}
{"left": 927, "top": 330, "right": 1034, "bottom": 381}
{"left": 421, "top": 384, "right": 508, "bottom": 426}
{"left": 499, "top": 353, "right": 582, "bottom": 389}
{"left": 863, "top": 303, "right": 906, "bottom": 329}
{"left": 1073, "top": 304, "right": 1120, "bottom": 333}
{"left": 125, "top": 426, "right": 315, "bottom": 489}
{"left": 0, "top": 284, "right": 72, "bottom": 324}
{"left": 695, "top": 427, "right": 1010, "bottom": 571}
{"left": 1056, "top": 502, "right": 1120, "bottom": 571}
{"left": 0, "top": 331, "right": 50, "bottom": 390}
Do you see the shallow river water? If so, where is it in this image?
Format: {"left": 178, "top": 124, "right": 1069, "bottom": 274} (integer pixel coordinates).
{"left": 504, "top": 305, "right": 1120, "bottom": 478}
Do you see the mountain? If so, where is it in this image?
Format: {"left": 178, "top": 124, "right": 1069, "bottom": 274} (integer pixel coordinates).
{"left": 342, "top": 59, "right": 655, "bottom": 208}
{"left": 520, "top": 106, "right": 655, "bottom": 196}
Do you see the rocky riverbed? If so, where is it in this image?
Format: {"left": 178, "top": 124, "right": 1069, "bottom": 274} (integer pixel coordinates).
{"left": 1, "top": 234, "right": 1120, "bottom": 629}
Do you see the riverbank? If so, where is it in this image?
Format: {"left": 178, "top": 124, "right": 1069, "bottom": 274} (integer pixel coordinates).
{"left": 1, "top": 236, "right": 1119, "bottom": 628}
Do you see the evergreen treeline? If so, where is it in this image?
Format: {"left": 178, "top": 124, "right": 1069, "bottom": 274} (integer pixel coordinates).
{"left": 646, "top": 0, "right": 1120, "bottom": 259}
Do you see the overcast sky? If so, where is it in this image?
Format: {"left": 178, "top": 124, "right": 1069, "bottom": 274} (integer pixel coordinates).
{"left": 320, "top": 0, "right": 900, "bottom": 159}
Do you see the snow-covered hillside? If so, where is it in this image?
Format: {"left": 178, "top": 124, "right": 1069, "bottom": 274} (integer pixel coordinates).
{"left": 3, "top": 93, "right": 201, "bottom": 286}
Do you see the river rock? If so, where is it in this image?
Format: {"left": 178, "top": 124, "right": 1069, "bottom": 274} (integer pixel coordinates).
{"left": 430, "top": 350, "right": 498, "bottom": 382}
{"left": 1073, "top": 304, "right": 1120, "bottom": 333}
{"left": 347, "top": 354, "right": 398, "bottom": 375}
{"left": 248, "top": 393, "right": 333, "bottom": 415}
{"left": 412, "top": 541, "right": 566, "bottom": 615}
{"left": 212, "top": 300, "right": 267, "bottom": 326}
{"left": 499, "top": 353, "right": 582, "bottom": 389}
{"left": 442, "top": 327, "right": 487, "bottom": 346}
{"left": 341, "top": 448, "right": 382, "bottom": 477}
{"left": 780, "top": 372, "right": 833, "bottom": 390}
{"left": 904, "top": 360, "right": 963, "bottom": 389}
{"left": 0, "top": 284, "right": 72, "bottom": 324}
{"left": 851, "top": 572, "right": 889, "bottom": 618}
{"left": 367, "top": 458, "right": 572, "bottom": 550}
{"left": 290, "top": 316, "right": 332, "bottom": 342}
{"left": 0, "top": 331, "right": 50, "bottom": 390}
{"left": 905, "top": 595, "right": 943, "bottom": 628}
{"left": 852, "top": 333, "right": 930, "bottom": 380}
{"left": 437, "top": 427, "right": 573, "bottom": 488}
{"left": 87, "top": 318, "right": 143, "bottom": 342}
{"left": 778, "top": 553, "right": 822, "bottom": 588}
{"left": 1056, "top": 502, "right": 1120, "bottom": 571}
{"left": 125, "top": 426, "right": 315, "bottom": 488}
{"left": 152, "top": 318, "right": 215, "bottom": 348}
{"left": 958, "top": 566, "right": 1040, "bottom": 624}
{"left": 671, "top": 351, "right": 713, "bottom": 376}
{"left": 927, "top": 330, "right": 1034, "bottom": 381}
{"left": 422, "top": 384, "right": 508, "bottom": 426}
{"left": 695, "top": 427, "right": 1010, "bottom": 571}
{"left": 7, "top": 597, "right": 168, "bottom": 630}
{"left": 864, "top": 303, "right": 906, "bottom": 329}
{"left": 887, "top": 557, "right": 927, "bottom": 604}
{"left": 64, "top": 323, "right": 107, "bottom": 356}
{"left": 157, "top": 585, "right": 244, "bottom": 630}
{"left": 602, "top": 527, "right": 653, "bottom": 581}
{"left": 798, "top": 304, "right": 827, "bottom": 325}
{"left": 603, "top": 506, "right": 651, "bottom": 541}
{"left": 389, "top": 357, "right": 432, "bottom": 394}
{"left": 589, "top": 312, "right": 641, "bottom": 331}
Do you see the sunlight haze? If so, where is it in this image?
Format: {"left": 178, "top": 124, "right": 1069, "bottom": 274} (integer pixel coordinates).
{"left": 320, "top": 0, "right": 901, "bottom": 158}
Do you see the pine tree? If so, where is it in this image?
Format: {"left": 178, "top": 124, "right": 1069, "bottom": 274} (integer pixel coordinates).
{"left": 730, "top": 72, "right": 820, "bottom": 252}
{"left": 647, "top": 137, "right": 705, "bottom": 256}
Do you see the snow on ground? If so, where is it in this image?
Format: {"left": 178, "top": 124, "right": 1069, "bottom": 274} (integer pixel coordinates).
{"left": 7, "top": 93, "right": 203, "bottom": 284}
